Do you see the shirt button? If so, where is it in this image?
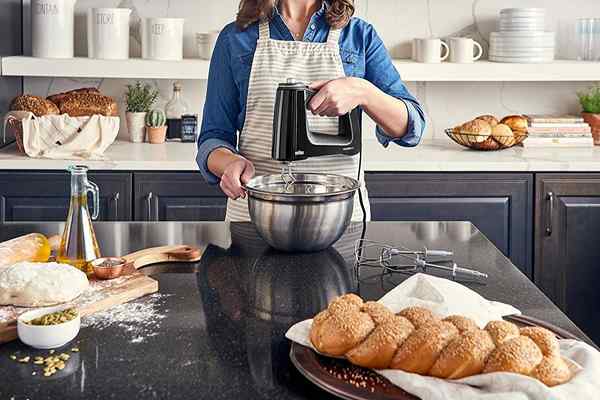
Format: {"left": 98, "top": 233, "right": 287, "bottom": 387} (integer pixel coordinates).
{"left": 310, "top": 24, "right": 316, "bottom": 30}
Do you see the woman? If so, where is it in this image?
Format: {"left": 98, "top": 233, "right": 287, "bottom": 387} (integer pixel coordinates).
{"left": 197, "top": 0, "right": 426, "bottom": 222}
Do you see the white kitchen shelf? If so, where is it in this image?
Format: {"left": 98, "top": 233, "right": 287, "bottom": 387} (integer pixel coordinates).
{"left": 2, "top": 56, "right": 600, "bottom": 82}
{"left": 1, "top": 56, "right": 211, "bottom": 80}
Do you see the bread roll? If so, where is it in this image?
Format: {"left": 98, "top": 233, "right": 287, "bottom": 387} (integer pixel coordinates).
{"left": 483, "top": 336, "right": 543, "bottom": 375}
{"left": 476, "top": 115, "right": 499, "bottom": 127}
{"left": 485, "top": 320, "right": 520, "bottom": 346}
{"left": 458, "top": 119, "right": 492, "bottom": 143}
{"left": 47, "top": 87, "right": 101, "bottom": 106}
{"left": 531, "top": 356, "right": 572, "bottom": 387}
{"left": 346, "top": 315, "right": 414, "bottom": 369}
{"left": 10, "top": 95, "right": 59, "bottom": 117}
{"left": 390, "top": 321, "right": 458, "bottom": 374}
{"left": 443, "top": 315, "right": 479, "bottom": 333}
{"left": 501, "top": 115, "right": 528, "bottom": 133}
{"left": 519, "top": 327, "right": 559, "bottom": 357}
{"left": 58, "top": 93, "right": 118, "bottom": 117}
{"left": 430, "top": 328, "right": 496, "bottom": 379}
{"left": 398, "top": 306, "right": 440, "bottom": 329}
{"left": 362, "top": 301, "right": 395, "bottom": 325}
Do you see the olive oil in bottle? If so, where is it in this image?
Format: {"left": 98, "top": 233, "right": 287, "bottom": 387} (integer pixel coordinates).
{"left": 56, "top": 165, "right": 101, "bottom": 275}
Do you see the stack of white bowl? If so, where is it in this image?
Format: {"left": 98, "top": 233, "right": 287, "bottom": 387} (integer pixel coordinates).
{"left": 489, "top": 8, "right": 555, "bottom": 63}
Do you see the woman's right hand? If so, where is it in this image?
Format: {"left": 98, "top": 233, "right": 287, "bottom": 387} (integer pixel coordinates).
{"left": 220, "top": 156, "right": 256, "bottom": 200}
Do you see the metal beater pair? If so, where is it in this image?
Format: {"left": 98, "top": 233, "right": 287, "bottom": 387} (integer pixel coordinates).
{"left": 353, "top": 239, "right": 488, "bottom": 281}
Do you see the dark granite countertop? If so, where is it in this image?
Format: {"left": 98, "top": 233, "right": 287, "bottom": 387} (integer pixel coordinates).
{"left": 0, "top": 222, "right": 591, "bottom": 400}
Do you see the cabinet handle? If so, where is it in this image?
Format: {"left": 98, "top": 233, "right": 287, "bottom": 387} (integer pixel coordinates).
{"left": 0, "top": 195, "right": 5, "bottom": 223}
{"left": 111, "top": 192, "right": 120, "bottom": 220}
{"left": 146, "top": 192, "right": 153, "bottom": 221}
{"left": 545, "top": 192, "right": 554, "bottom": 236}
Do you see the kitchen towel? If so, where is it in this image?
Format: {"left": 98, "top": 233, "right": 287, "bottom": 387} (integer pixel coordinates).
{"left": 15, "top": 112, "right": 119, "bottom": 160}
{"left": 286, "top": 273, "right": 599, "bottom": 400}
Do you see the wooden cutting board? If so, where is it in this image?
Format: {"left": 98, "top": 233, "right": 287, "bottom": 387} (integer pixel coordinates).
{"left": 0, "top": 245, "right": 204, "bottom": 344}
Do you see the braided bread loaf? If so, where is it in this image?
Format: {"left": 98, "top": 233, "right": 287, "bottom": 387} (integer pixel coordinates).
{"left": 309, "top": 294, "right": 572, "bottom": 387}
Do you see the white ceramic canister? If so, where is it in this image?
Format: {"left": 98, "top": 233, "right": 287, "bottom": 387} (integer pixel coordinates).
{"left": 32, "top": 0, "right": 76, "bottom": 58}
{"left": 142, "top": 18, "right": 185, "bottom": 61}
{"left": 87, "top": 8, "right": 132, "bottom": 60}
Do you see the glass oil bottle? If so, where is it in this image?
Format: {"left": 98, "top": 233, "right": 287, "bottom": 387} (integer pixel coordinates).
{"left": 57, "top": 165, "right": 101, "bottom": 275}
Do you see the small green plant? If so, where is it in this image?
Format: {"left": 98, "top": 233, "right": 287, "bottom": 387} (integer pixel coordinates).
{"left": 125, "top": 81, "right": 159, "bottom": 113}
{"left": 578, "top": 85, "right": 600, "bottom": 114}
{"left": 145, "top": 109, "right": 166, "bottom": 127}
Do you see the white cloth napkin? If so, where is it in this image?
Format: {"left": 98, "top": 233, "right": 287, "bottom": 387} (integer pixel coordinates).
{"left": 15, "top": 112, "right": 119, "bottom": 160}
{"left": 286, "top": 273, "right": 600, "bottom": 400}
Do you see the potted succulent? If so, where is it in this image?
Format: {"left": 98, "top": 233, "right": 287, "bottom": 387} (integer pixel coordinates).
{"left": 124, "top": 82, "right": 159, "bottom": 143}
{"left": 578, "top": 85, "right": 600, "bottom": 145}
{"left": 145, "top": 109, "right": 167, "bottom": 144}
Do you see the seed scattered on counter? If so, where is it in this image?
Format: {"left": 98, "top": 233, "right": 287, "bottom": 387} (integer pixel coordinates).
{"left": 49, "top": 350, "right": 55, "bottom": 354}
{"left": 18, "top": 356, "right": 30, "bottom": 363}
{"left": 59, "top": 353, "right": 70, "bottom": 361}
{"left": 31, "top": 371, "right": 36, "bottom": 376}
{"left": 34, "top": 356, "right": 43, "bottom": 361}
{"left": 9, "top": 355, "right": 16, "bottom": 360}
{"left": 70, "top": 347, "right": 79, "bottom": 352}
{"left": 33, "top": 360, "right": 44, "bottom": 365}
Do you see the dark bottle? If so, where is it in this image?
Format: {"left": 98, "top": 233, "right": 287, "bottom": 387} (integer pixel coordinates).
{"left": 165, "top": 82, "right": 189, "bottom": 141}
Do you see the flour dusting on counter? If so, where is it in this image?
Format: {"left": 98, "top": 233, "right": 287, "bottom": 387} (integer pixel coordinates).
{"left": 82, "top": 293, "right": 171, "bottom": 343}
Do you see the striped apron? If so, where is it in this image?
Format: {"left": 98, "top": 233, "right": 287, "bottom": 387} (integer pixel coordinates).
{"left": 226, "top": 20, "right": 371, "bottom": 222}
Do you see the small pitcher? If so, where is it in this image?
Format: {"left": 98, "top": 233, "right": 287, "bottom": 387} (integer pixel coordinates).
{"left": 57, "top": 165, "right": 101, "bottom": 275}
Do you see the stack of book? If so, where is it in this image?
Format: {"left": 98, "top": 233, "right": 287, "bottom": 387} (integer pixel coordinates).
{"left": 523, "top": 115, "right": 593, "bottom": 147}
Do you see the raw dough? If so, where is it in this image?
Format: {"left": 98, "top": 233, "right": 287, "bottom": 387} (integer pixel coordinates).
{"left": 0, "top": 262, "right": 89, "bottom": 307}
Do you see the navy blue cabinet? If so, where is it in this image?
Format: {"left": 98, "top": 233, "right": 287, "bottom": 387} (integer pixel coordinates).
{"left": 535, "top": 174, "right": 600, "bottom": 344}
{"left": 0, "top": 172, "right": 132, "bottom": 222}
{"left": 365, "top": 173, "right": 533, "bottom": 277}
{"left": 134, "top": 173, "right": 226, "bottom": 221}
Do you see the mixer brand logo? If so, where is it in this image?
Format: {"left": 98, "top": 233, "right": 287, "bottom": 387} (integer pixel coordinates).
{"left": 35, "top": 2, "right": 59, "bottom": 15}
{"left": 95, "top": 13, "right": 115, "bottom": 25}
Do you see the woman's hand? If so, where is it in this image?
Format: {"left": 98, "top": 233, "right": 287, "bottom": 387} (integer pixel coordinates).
{"left": 220, "top": 156, "right": 255, "bottom": 200}
{"left": 308, "top": 77, "right": 370, "bottom": 117}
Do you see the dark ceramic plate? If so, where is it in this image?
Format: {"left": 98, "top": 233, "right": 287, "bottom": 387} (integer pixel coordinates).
{"left": 290, "top": 315, "right": 581, "bottom": 400}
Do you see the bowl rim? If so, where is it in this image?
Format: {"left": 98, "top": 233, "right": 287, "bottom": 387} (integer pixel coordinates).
{"left": 244, "top": 173, "right": 360, "bottom": 202}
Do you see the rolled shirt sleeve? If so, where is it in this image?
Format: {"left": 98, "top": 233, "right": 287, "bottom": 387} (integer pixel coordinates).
{"left": 197, "top": 27, "right": 240, "bottom": 184}
{"left": 363, "top": 24, "right": 427, "bottom": 148}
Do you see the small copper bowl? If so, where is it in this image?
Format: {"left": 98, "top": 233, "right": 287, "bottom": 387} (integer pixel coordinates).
{"left": 91, "top": 257, "right": 126, "bottom": 280}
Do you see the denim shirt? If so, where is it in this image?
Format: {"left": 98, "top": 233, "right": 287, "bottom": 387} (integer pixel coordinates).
{"left": 197, "top": 5, "right": 427, "bottom": 184}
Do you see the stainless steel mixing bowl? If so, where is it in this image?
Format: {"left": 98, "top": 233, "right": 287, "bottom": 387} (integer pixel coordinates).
{"left": 245, "top": 173, "right": 360, "bottom": 252}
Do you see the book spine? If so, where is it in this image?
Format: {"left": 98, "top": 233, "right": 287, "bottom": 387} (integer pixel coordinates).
{"left": 529, "top": 123, "right": 590, "bottom": 128}
{"left": 526, "top": 116, "right": 585, "bottom": 123}
{"left": 527, "top": 126, "right": 591, "bottom": 134}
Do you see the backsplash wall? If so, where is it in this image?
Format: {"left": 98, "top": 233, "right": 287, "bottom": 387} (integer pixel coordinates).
{"left": 22, "top": 0, "right": 600, "bottom": 143}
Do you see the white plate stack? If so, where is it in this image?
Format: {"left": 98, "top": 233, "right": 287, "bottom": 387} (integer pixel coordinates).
{"left": 490, "top": 8, "right": 555, "bottom": 63}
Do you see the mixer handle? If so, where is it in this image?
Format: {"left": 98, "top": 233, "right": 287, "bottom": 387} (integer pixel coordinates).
{"left": 302, "top": 87, "right": 356, "bottom": 146}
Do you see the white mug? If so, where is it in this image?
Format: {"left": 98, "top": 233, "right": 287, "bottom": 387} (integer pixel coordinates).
{"left": 196, "top": 31, "right": 220, "bottom": 60}
{"left": 142, "top": 18, "right": 185, "bottom": 61}
{"left": 416, "top": 38, "right": 449, "bottom": 63}
{"left": 87, "top": 8, "right": 131, "bottom": 60}
{"left": 449, "top": 37, "right": 483, "bottom": 63}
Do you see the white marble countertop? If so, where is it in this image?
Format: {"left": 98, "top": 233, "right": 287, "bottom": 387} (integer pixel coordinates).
{"left": 2, "top": 139, "right": 600, "bottom": 172}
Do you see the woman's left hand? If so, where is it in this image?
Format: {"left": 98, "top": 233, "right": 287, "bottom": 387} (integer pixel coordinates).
{"left": 308, "top": 77, "right": 370, "bottom": 117}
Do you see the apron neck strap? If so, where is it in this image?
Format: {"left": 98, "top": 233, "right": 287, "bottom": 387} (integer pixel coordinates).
{"left": 327, "top": 28, "right": 341, "bottom": 45}
{"left": 259, "top": 19, "right": 270, "bottom": 40}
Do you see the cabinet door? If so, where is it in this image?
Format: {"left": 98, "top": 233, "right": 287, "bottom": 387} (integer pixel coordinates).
{"left": 0, "top": 172, "right": 132, "bottom": 222}
{"left": 535, "top": 174, "right": 600, "bottom": 344}
{"left": 134, "top": 173, "right": 227, "bottom": 221}
{"left": 366, "top": 173, "right": 533, "bottom": 276}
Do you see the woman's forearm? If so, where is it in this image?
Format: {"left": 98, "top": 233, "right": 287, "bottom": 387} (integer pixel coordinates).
{"left": 207, "top": 147, "right": 242, "bottom": 178}
{"left": 359, "top": 79, "right": 410, "bottom": 138}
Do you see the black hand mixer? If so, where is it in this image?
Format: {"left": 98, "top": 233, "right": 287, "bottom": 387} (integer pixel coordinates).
{"left": 272, "top": 79, "right": 362, "bottom": 162}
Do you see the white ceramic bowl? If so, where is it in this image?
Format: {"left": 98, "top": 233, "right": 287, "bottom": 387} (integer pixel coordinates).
{"left": 17, "top": 305, "right": 80, "bottom": 349}
{"left": 491, "top": 31, "right": 554, "bottom": 38}
{"left": 500, "top": 8, "right": 545, "bottom": 16}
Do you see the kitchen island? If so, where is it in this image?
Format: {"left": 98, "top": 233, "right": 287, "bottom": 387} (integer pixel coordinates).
{"left": 0, "top": 221, "right": 592, "bottom": 400}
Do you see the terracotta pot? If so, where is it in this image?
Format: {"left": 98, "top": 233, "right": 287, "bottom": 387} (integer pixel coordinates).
{"left": 582, "top": 112, "right": 600, "bottom": 146}
{"left": 126, "top": 112, "right": 147, "bottom": 143}
{"left": 146, "top": 126, "right": 167, "bottom": 144}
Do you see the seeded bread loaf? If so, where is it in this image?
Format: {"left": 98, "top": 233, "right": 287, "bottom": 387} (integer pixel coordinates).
{"left": 58, "top": 93, "right": 119, "bottom": 117}
{"left": 10, "top": 95, "right": 59, "bottom": 117}
{"left": 46, "top": 87, "right": 101, "bottom": 107}
{"left": 309, "top": 295, "right": 573, "bottom": 387}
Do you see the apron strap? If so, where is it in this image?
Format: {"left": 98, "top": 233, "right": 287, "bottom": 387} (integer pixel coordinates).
{"left": 327, "top": 28, "right": 342, "bottom": 45}
{"left": 259, "top": 19, "right": 270, "bottom": 40}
